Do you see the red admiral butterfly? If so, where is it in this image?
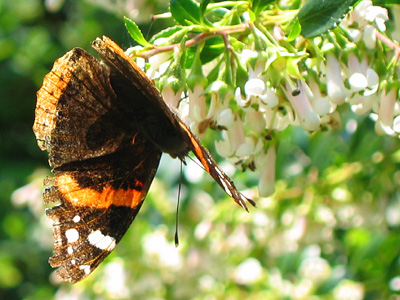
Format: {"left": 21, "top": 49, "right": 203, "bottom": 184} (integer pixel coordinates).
{"left": 33, "top": 36, "right": 254, "bottom": 283}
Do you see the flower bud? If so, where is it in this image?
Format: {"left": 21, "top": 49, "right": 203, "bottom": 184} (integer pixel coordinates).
{"left": 284, "top": 82, "right": 321, "bottom": 131}
{"left": 326, "top": 53, "right": 346, "bottom": 105}
{"left": 363, "top": 25, "right": 376, "bottom": 49}
{"left": 256, "top": 146, "right": 276, "bottom": 197}
{"left": 217, "top": 108, "right": 235, "bottom": 129}
{"left": 376, "top": 88, "right": 397, "bottom": 136}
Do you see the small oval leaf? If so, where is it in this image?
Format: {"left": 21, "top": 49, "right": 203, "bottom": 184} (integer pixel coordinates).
{"left": 124, "top": 17, "right": 151, "bottom": 47}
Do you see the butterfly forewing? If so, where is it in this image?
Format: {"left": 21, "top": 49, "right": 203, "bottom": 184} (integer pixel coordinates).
{"left": 34, "top": 48, "right": 130, "bottom": 169}
{"left": 35, "top": 46, "right": 162, "bottom": 283}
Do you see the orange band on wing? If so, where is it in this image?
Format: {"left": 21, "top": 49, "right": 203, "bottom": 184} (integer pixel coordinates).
{"left": 56, "top": 174, "right": 144, "bottom": 209}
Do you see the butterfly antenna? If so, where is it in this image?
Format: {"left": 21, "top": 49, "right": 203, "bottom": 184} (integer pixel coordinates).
{"left": 188, "top": 155, "right": 206, "bottom": 172}
{"left": 146, "top": 16, "right": 154, "bottom": 41}
{"left": 174, "top": 162, "right": 183, "bottom": 247}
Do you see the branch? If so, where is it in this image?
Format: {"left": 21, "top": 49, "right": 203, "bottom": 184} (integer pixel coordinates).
{"left": 135, "top": 23, "right": 250, "bottom": 60}
{"left": 376, "top": 31, "right": 400, "bottom": 62}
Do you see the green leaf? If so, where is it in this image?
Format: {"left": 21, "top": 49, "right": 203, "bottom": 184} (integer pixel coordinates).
{"left": 187, "top": 44, "right": 208, "bottom": 91}
{"left": 149, "top": 26, "right": 184, "bottom": 43}
{"left": 297, "top": 0, "right": 358, "bottom": 38}
{"left": 286, "top": 17, "right": 301, "bottom": 42}
{"left": 252, "top": 0, "right": 276, "bottom": 16}
{"left": 200, "top": 36, "right": 225, "bottom": 64}
{"left": 124, "top": 17, "right": 151, "bottom": 47}
{"left": 286, "top": 57, "right": 303, "bottom": 80}
{"left": 200, "top": 0, "right": 211, "bottom": 26}
{"left": 234, "top": 55, "right": 249, "bottom": 91}
{"left": 206, "top": 59, "right": 223, "bottom": 84}
{"left": 184, "top": 36, "right": 225, "bottom": 69}
{"left": 170, "top": 0, "right": 201, "bottom": 26}
{"left": 374, "top": 0, "right": 398, "bottom": 4}
{"left": 206, "top": 8, "right": 229, "bottom": 23}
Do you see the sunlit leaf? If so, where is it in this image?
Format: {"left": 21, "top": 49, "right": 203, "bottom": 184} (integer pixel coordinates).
{"left": 170, "top": 0, "right": 201, "bottom": 26}
{"left": 286, "top": 17, "right": 301, "bottom": 41}
{"left": 252, "top": 0, "right": 276, "bottom": 16}
{"left": 124, "top": 17, "right": 152, "bottom": 47}
{"left": 297, "top": 0, "right": 358, "bottom": 38}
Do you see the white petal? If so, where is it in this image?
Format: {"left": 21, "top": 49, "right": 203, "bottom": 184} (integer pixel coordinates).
{"left": 246, "top": 109, "right": 266, "bottom": 133}
{"left": 260, "top": 88, "right": 279, "bottom": 109}
{"left": 313, "top": 97, "right": 332, "bottom": 116}
{"left": 364, "top": 68, "right": 379, "bottom": 95}
{"left": 215, "top": 137, "right": 234, "bottom": 158}
{"left": 348, "top": 29, "right": 362, "bottom": 42}
{"left": 375, "top": 121, "right": 396, "bottom": 136}
{"left": 349, "top": 73, "right": 368, "bottom": 92}
{"left": 244, "top": 78, "right": 265, "bottom": 96}
{"left": 236, "top": 142, "right": 253, "bottom": 157}
{"left": 363, "top": 25, "right": 376, "bottom": 49}
{"left": 240, "top": 49, "right": 258, "bottom": 65}
{"left": 393, "top": 116, "right": 400, "bottom": 133}
{"left": 350, "top": 94, "right": 378, "bottom": 115}
{"left": 210, "top": 80, "right": 226, "bottom": 92}
{"left": 217, "top": 108, "right": 235, "bottom": 128}
{"left": 274, "top": 110, "right": 292, "bottom": 131}
{"left": 235, "top": 87, "right": 250, "bottom": 107}
{"left": 376, "top": 18, "right": 387, "bottom": 32}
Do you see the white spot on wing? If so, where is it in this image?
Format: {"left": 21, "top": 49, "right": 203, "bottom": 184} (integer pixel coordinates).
{"left": 67, "top": 246, "right": 73, "bottom": 254}
{"left": 215, "top": 167, "right": 233, "bottom": 197}
{"left": 65, "top": 228, "right": 79, "bottom": 243}
{"left": 79, "top": 264, "right": 90, "bottom": 275}
{"left": 88, "top": 230, "right": 116, "bottom": 251}
{"left": 73, "top": 215, "right": 81, "bottom": 223}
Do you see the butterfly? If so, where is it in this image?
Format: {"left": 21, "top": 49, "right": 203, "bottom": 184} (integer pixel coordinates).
{"left": 33, "top": 36, "right": 255, "bottom": 283}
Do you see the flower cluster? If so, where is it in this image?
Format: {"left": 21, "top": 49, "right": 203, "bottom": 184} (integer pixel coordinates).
{"left": 127, "top": 1, "right": 398, "bottom": 198}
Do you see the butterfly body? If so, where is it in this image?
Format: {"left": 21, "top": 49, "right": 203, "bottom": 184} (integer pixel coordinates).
{"left": 33, "top": 36, "right": 254, "bottom": 283}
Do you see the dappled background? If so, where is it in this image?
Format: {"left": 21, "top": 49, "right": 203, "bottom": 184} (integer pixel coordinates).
{"left": 2, "top": 0, "right": 400, "bottom": 299}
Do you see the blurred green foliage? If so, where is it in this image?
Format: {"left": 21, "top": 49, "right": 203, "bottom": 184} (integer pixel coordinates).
{"left": 0, "top": 0, "right": 161, "bottom": 298}
{"left": 2, "top": 0, "right": 400, "bottom": 299}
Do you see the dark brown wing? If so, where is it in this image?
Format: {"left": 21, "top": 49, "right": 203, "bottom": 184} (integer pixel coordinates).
{"left": 46, "top": 143, "right": 160, "bottom": 283}
{"left": 34, "top": 48, "right": 132, "bottom": 169}
{"left": 92, "top": 36, "right": 255, "bottom": 210}
{"left": 34, "top": 48, "right": 161, "bottom": 283}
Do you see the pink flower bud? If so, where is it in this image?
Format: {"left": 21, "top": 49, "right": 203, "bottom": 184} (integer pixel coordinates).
{"left": 284, "top": 82, "right": 321, "bottom": 131}
{"left": 256, "top": 146, "right": 276, "bottom": 197}
{"left": 376, "top": 88, "right": 397, "bottom": 135}
{"left": 326, "top": 53, "right": 346, "bottom": 105}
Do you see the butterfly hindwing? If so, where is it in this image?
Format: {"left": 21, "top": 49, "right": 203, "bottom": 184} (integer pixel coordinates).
{"left": 45, "top": 142, "right": 160, "bottom": 283}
